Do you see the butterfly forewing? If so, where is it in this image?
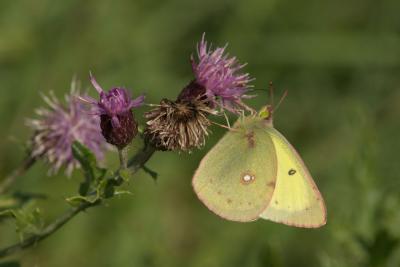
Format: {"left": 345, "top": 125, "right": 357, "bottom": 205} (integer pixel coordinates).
{"left": 192, "top": 118, "right": 277, "bottom": 222}
{"left": 259, "top": 127, "right": 327, "bottom": 228}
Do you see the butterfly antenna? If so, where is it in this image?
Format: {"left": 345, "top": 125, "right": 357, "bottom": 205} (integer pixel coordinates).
{"left": 269, "top": 81, "right": 275, "bottom": 108}
{"left": 210, "top": 111, "right": 233, "bottom": 131}
{"left": 273, "top": 90, "right": 288, "bottom": 114}
{"left": 251, "top": 88, "right": 269, "bottom": 92}
{"left": 223, "top": 111, "right": 231, "bottom": 128}
{"left": 211, "top": 121, "right": 233, "bottom": 130}
{"left": 211, "top": 116, "right": 241, "bottom": 132}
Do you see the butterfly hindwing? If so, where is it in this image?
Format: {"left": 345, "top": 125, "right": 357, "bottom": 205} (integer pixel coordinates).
{"left": 192, "top": 118, "right": 278, "bottom": 222}
{"left": 259, "top": 127, "right": 327, "bottom": 228}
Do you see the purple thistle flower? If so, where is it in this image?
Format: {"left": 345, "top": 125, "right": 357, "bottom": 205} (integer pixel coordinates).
{"left": 84, "top": 74, "right": 145, "bottom": 149}
{"left": 189, "top": 34, "right": 254, "bottom": 112}
{"left": 26, "top": 87, "right": 106, "bottom": 175}
{"left": 89, "top": 74, "right": 144, "bottom": 128}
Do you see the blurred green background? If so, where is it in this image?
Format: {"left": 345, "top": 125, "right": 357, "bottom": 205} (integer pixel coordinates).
{"left": 0, "top": 0, "right": 399, "bottom": 266}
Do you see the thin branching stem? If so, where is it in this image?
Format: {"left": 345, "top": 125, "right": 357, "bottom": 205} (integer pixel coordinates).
{"left": 0, "top": 144, "right": 156, "bottom": 259}
{"left": 0, "top": 201, "right": 98, "bottom": 258}
{"left": 0, "top": 156, "right": 36, "bottom": 194}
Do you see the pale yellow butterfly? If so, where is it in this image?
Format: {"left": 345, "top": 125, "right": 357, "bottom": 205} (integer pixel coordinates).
{"left": 193, "top": 103, "right": 327, "bottom": 228}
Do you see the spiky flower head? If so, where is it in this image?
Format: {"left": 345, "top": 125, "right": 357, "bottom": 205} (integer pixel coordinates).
{"left": 26, "top": 85, "right": 106, "bottom": 175}
{"left": 144, "top": 96, "right": 214, "bottom": 152}
{"left": 189, "top": 34, "right": 253, "bottom": 112}
{"left": 144, "top": 35, "right": 252, "bottom": 152}
{"left": 86, "top": 74, "right": 144, "bottom": 149}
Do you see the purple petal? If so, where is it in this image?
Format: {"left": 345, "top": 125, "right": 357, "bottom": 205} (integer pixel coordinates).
{"left": 130, "top": 94, "right": 145, "bottom": 108}
{"left": 27, "top": 89, "right": 107, "bottom": 175}
{"left": 89, "top": 72, "right": 104, "bottom": 94}
{"left": 111, "top": 116, "right": 121, "bottom": 128}
{"left": 191, "top": 33, "right": 253, "bottom": 112}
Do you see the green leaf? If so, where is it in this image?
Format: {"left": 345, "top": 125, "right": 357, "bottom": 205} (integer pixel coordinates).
{"left": 0, "top": 197, "right": 19, "bottom": 210}
{"left": 102, "top": 180, "right": 115, "bottom": 199}
{"left": 114, "top": 190, "right": 133, "bottom": 197}
{"left": 142, "top": 165, "right": 158, "bottom": 182}
{"left": 0, "top": 203, "right": 44, "bottom": 241}
{"left": 0, "top": 192, "right": 46, "bottom": 211}
{"left": 118, "top": 169, "right": 132, "bottom": 183}
{"left": 72, "top": 141, "right": 109, "bottom": 196}
{"left": 72, "top": 141, "right": 97, "bottom": 186}
{"left": 15, "top": 207, "right": 43, "bottom": 241}
{"left": 72, "top": 141, "right": 97, "bottom": 167}
{"left": 0, "top": 209, "right": 15, "bottom": 219}
{"left": 95, "top": 167, "right": 107, "bottom": 182}
{"left": 65, "top": 195, "right": 98, "bottom": 207}
{"left": 78, "top": 182, "right": 91, "bottom": 196}
{"left": 96, "top": 179, "right": 115, "bottom": 199}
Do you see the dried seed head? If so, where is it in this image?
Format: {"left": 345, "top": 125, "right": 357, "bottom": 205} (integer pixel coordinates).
{"left": 144, "top": 98, "right": 213, "bottom": 152}
{"left": 144, "top": 33, "right": 255, "bottom": 151}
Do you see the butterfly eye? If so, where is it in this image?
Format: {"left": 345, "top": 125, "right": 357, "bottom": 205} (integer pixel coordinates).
{"left": 258, "top": 106, "right": 270, "bottom": 119}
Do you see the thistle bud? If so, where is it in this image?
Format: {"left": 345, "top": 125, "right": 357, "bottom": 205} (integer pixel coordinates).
{"left": 99, "top": 111, "right": 137, "bottom": 150}
{"left": 86, "top": 74, "right": 144, "bottom": 149}
{"left": 176, "top": 80, "right": 206, "bottom": 102}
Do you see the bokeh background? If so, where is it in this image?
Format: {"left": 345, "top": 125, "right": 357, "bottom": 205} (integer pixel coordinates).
{"left": 0, "top": 0, "right": 399, "bottom": 266}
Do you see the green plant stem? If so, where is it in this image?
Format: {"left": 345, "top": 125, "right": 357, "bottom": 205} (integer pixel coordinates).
{"left": 0, "top": 156, "right": 36, "bottom": 194}
{"left": 118, "top": 148, "right": 128, "bottom": 169}
{"left": 0, "top": 144, "right": 156, "bottom": 259}
{"left": 0, "top": 201, "right": 99, "bottom": 258}
{"left": 128, "top": 144, "right": 156, "bottom": 172}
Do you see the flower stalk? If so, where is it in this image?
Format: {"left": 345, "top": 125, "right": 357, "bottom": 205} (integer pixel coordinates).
{"left": 118, "top": 148, "right": 128, "bottom": 169}
{"left": 0, "top": 141, "right": 156, "bottom": 259}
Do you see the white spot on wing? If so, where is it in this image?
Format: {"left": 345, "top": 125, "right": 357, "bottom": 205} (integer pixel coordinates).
{"left": 241, "top": 172, "right": 256, "bottom": 185}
